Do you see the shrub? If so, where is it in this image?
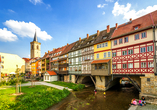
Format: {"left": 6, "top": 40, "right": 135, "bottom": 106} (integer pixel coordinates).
{"left": 72, "top": 83, "right": 85, "bottom": 91}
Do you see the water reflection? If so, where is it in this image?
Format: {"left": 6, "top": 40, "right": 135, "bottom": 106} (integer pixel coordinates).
{"left": 47, "top": 85, "right": 139, "bottom": 110}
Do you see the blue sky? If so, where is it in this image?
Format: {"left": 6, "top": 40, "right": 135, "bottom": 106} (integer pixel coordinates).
{"left": 0, "top": 0, "right": 157, "bottom": 58}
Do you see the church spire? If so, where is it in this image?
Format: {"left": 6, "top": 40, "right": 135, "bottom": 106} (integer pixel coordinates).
{"left": 33, "top": 30, "right": 38, "bottom": 42}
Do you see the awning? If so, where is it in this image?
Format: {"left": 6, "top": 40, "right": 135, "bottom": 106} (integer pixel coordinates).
{"left": 91, "top": 59, "right": 110, "bottom": 64}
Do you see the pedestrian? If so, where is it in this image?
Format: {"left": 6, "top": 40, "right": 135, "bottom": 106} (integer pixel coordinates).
{"left": 129, "top": 98, "right": 137, "bottom": 106}
{"left": 141, "top": 96, "right": 146, "bottom": 105}
{"left": 94, "top": 88, "right": 97, "bottom": 95}
{"left": 138, "top": 100, "right": 144, "bottom": 106}
{"left": 104, "top": 92, "right": 106, "bottom": 98}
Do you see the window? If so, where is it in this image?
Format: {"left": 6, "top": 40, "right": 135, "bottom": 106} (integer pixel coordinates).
{"left": 108, "top": 52, "right": 110, "bottom": 57}
{"left": 141, "top": 62, "right": 146, "bottom": 68}
{"left": 113, "top": 52, "right": 116, "bottom": 57}
{"left": 91, "top": 55, "right": 93, "bottom": 60}
{"left": 147, "top": 46, "right": 153, "bottom": 52}
{"left": 141, "top": 32, "right": 146, "bottom": 38}
{"left": 97, "top": 45, "right": 99, "bottom": 48}
{"left": 102, "top": 43, "right": 104, "bottom": 47}
{"left": 135, "top": 34, "right": 139, "bottom": 40}
{"left": 37, "top": 45, "right": 39, "bottom": 50}
{"left": 128, "top": 63, "right": 133, "bottom": 68}
{"left": 113, "top": 64, "right": 116, "bottom": 69}
{"left": 2, "top": 56, "right": 4, "bottom": 59}
{"left": 140, "top": 47, "right": 146, "bottom": 53}
{"left": 99, "top": 44, "right": 101, "bottom": 48}
{"left": 128, "top": 49, "right": 133, "bottom": 55}
{"left": 123, "top": 64, "right": 127, "bottom": 69}
{"left": 2, "top": 61, "right": 4, "bottom": 63}
{"left": 83, "top": 56, "right": 84, "bottom": 61}
{"left": 104, "top": 53, "right": 106, "bottom": 58}
{"left": 97, "top": 54, "right": 99, "bottom": 59}
{"left": 134, "top": 26, "right": 138, "bottom": 30}
{"left": 119, "top": 38, "right": 123, "bottom": 44}
{"left": 114, "top": 40, "right": 117, "bottom": 45}
{"left": 122, "top": 50, "right": 127, "bottom": 55}
{"left": 105, "top": 42, "right": 108, "bottom": 47}
{"left": 148, "top": 62, "right": 154, "bottom": 67}
{"left": 1, "top": 65, "right": 4, "bottom": 68}
{"left": 124, "top": 37, "right": 128, "bottom": 43}
{"left": 78, "top": 57, "right": 81, "bottom": 62}
{"left": 103, "top": 36, "right": 107, "bottom": 39}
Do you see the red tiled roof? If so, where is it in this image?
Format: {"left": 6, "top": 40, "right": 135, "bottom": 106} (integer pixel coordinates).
{"left": 0, "top": 55, "right": 1, "bottom": 62}
{"left": 50, "top": 59, "right": 58, "bottom": 62}
{"left": 60, "top": 42, "right": 76, "bottom": 55}
{"left": 46, "top": 71, "right": 57, "bottom": 75}
{"left": 91, "top": 59, "right": 110, "bottom": 64}
{"left": 22, "top": 58, "right": 31, "bottom": 62}
{"left": 111, "top": 10, "right": 157, "bottom": 38}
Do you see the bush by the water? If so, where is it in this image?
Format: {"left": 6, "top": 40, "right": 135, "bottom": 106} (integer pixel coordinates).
{"left": 72, "top": 83, "right": 85, "bottom": 91}
{"left": 0, "top": 86, "right": 70, "bottom": 110}
{"left": 49, "top": 81, "right": 85, "bottom": 91}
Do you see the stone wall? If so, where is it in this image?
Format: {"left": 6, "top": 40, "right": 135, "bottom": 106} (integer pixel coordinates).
{"left": 140, "top": 74, "right": 157, "bottom": 95}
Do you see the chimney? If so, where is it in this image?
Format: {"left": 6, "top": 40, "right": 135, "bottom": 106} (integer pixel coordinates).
{"left": 130, "top": 18, "right": 132, "bottom": 21}
{"left": 48, "top": 50, "right": 50, "bottom": 53}
{"left": 87, "top": 34, "right": 89, "bottom": 39}
{"left": 79, "top": 37, "right": 81, "bottom": 41}
{"left": 45, "top": 52, "right": 47, "bottom": 55}
{"left": 53, "top": 48, "right": 56, "bottom": 51}
{"left": 67, "top": 43, "right": 69, "bottom": 46}
{"left": 97, "top": 30, "right": 100, "bottom": 36}
{"left": 116, "top": 23, "right": 118, "bottom": 28}
{"left": 107, "top": 25, "right": 110, "bottom": 33}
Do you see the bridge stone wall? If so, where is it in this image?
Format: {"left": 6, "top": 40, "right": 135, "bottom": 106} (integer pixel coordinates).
{"left": 140, "top": 74, "right": 157, "bottom": 97}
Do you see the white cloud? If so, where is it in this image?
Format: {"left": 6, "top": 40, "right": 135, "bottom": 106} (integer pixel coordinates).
{"left": 112, "top": 1, "right": 157, "bottom": 21}
{"left": 102, "top": 11, "right": 106, "bottom": 15}
{"left": 46, "top": 4, "right": 51, "bottom": 9}
{"left": 105, "top": 0, "right": 114, "bottom": 2}
{"left": 97, "top": 4, "right": 108, "bottom": 8}
{"left": 29, "top": 0, "right": 42, "bottom": 5}
{"left": 0, "top": 28, "right": 18, "bottom": 42}
{"left": 8, "top": 9, "right": 15, "bottom": 13}
{"left": 4, "top": 20, "right": 52, "bottom": 41}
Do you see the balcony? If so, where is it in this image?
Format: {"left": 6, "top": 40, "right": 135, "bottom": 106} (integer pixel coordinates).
{"left": 84, "top": 59, "right": 90, "bottom": 61}
{"left": 59, "top": 63, "right": 68, "bottom": 68}
{"left": 58, "top": 70, "right": 68, "bottom": 75}
{"left": 91, "top": 69, "right": 110, "bottom": 76}
{"left": 58, "top": 57, "right": 67, "bottom": 61}
{"left": 51, "top": 65, "right": 58, "bottom": 68}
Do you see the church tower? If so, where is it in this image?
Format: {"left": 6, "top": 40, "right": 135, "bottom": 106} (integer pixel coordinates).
{"left": 30, "top": 31, "right": 41, "bottom": 58}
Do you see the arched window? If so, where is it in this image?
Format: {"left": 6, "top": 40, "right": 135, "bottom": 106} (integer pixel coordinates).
{"left": 37, "top": 45, "right": 39, "bottom": 50}
{"left": 32, "top": 45, "right": 33, "bottom": 49}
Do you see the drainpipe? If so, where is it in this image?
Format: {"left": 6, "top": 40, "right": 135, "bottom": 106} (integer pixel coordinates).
{"left": 153, "top": 25, "right": 157, "bottom": 76}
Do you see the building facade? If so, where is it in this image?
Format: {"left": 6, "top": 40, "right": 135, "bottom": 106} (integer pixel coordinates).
{"left": 0, "top": 52, "right": 25, "bottom": 74}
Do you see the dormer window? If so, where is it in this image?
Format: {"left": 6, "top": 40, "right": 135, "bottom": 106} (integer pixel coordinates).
{"left": 91, "top": 40, "right": 94, "bottom": 43}
{"left": 134, "top": 26, "right": 138, "bottom": 30}
{"left": 81, "top": 41, "right": 84, "bottom": 43}
{"left": 103, "top": 36, "right": 107, "bottom": 39}
{"left": 87, "top": 42, "right": 89, "bottom": 44}
{"left": 92, "top": 36, "right": 95, "bottom": 39}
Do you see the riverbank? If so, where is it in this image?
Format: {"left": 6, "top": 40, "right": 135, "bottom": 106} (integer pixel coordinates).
{"left": 129, "top": 104, "right": 157, "bottom": 110}
{"left": 0, "top": 85, "right": 70, "bottom": 110}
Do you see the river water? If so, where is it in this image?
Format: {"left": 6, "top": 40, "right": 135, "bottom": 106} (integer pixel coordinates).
{"left": 47, "top": 85, "right": 139, "bottom": 110}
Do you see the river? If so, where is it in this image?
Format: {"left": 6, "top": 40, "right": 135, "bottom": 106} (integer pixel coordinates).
{"left": 47, "top": 85, "right": 139, "bottom": 110}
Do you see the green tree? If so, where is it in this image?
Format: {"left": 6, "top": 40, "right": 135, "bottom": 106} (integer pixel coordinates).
{"left": 15, "top": 65, "right": 21, "bottom": 94}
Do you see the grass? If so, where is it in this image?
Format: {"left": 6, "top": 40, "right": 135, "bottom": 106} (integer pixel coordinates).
{"left": 48, "top": 81, "right": 85, "bottom": 91}
{"left": 0, "top": 85, "right": 70, "bottom": 110}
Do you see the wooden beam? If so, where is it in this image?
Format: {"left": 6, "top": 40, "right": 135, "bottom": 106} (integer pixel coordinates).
{"left": 75, "top": 75, "right": 79, "bottom": 83}
{"left": 90, "top": 76, "right": 96, "bottom": 85}
{"left": 99, "top": 76, "right": 102, "bottom": 82}
{"left": 127, "top": 76, "right": 141, "bottom": 92}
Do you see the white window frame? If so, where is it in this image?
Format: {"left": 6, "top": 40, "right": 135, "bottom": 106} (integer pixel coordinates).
{"left": 112, "top": 52, "right": 116, "bottom": 57}
{"left": 122, "top": 50, "right": 127, "bottom": 55}
{"left": 147, "top": 46, "right": 153, "bottom": 52}
{"left": 128, "top": 63, "right": 133, "bottom": 68}
{"left": 123, "top": 64, "right": 127, "bottom": 69}
{"left": 108, "top": 52, "right": 110, "bottom": 57}
{"left": 141, "top": 62, "right": 146, "bottom": 68}
{"left": 140, "top": 47, "right": 146, "bottom": 53}
{"left": 97, "top": 54, "right": 99, "bottom": 59}
{"left": 148, "top": 62, "right": 154, "bottom": 68}
{"left": 141, "top": 32, "right": 146, "bottom": 38}
{"left": 104, "top": 52, "right": 106, "bottom": 58}
{"left": 128, "top": 49, "right": 133, "bottom": 55}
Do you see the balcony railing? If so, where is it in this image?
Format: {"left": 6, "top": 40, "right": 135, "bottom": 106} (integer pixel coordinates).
{"left": 59, "top": 63, "right": 68, "bottom": 68}
{"left": 58, "top": 70, "right": 68, "bottom": 74}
